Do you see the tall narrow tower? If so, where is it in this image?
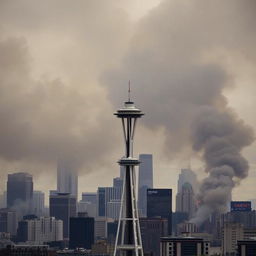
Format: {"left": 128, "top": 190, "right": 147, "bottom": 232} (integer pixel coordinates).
{"left": 114, "top": 95, "right": 144, "bottom": 256}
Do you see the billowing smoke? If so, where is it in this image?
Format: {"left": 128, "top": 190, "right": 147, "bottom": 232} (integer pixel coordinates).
{"left": 190, "top": 107, "right": 254, "bottom": 224}
{"left": 104, "top": 0, "right": 256, "bottom": 222}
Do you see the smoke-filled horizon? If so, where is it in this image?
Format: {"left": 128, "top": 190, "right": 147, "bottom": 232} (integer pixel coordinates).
{"left": 0, "top": 0, "right": 255, "bottom": 210}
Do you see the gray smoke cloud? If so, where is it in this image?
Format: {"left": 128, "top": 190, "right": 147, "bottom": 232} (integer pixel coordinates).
{"left": 190, "top": 107, "right": 254, "bottom": 224}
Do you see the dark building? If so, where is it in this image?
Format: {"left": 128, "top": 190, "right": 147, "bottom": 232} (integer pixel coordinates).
{"left": 7, "top": 173, "right": 33, "bottom": 216}
{"left": 0, "top": 245, "right": 51, "bottom": 256}
{"left": 237, "top": 239, "right": 256, "bottom": 256}
{"left": 69, "top": 213, "right": 94, "bottom": 249}
{"left": 147, "top": 189, "right": 172, "bottom": 235}
{"left": 160, "top": 237, "right": 209, "bottom": 256}
{"left": 49, "top": 192, "right": 76, "bottom": 239}
{"left": 140, "top": 218, "right": 168, "bottom": 256}
{"left": 107, "top": 221, "right": 118, "bottom": 244}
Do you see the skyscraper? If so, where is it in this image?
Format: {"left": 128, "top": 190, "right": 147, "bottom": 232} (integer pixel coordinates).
{"left": 176, "top": 182, "right": 196, "bottom": 219}
{"left": 177, "top": 168, "right": 198, "bottom": 194}
{"left": 138, "top": 154, "right": 153, "bottom": 217}
{"left": 49, "top": 192, "right": 76, "bottom": 239}
{"left": 147, "top": 189, "right": 172, "bottom": 235}
{"left": 7, "top": 173, "right": 33, "bottom": 217}
{"left": 57, "top": 160, "right": 78, "bottom": 199}
{"left": 69, "top": 213, "right": 94, "bottom": 249}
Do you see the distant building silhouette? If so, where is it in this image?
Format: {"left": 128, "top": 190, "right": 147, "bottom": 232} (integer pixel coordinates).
{"left": 176, "top": 182, "right": 196, "bottom": 219}
{"left": 147, "top": 188, "right": 172, "bottom": 235}
{"left": 49, "top": 192, "right": 76, "bottom": 239}
{"left": 31, "top": 191, "right": 45, "bottom": 217}
{"left": 69, "top": 213, "right": 94, "bottom": 249}
{"left": 57, "top": 160, "right": 78, "bottom": 199}
{"left": 138, "top": 154, "right": 153, "bottom": 217}
{"left": 0, "top": 208, "right": 17, "bottom": 236}
{"left": 7, "top": 173, "right": 33, "bottom": 217}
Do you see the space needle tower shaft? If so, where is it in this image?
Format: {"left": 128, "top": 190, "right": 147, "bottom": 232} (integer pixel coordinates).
{"left": 113, "top": 86, "right": 144, "bottom": 256}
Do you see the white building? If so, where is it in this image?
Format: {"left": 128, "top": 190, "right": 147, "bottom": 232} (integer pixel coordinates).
{"left": 20, "top": 217, "right": 63, "bottom": 244}
{"left": 222, "top": 222, "right": 244, "bottom": 255}
{"left": 57, "top": 160, "right": 78, "bottom": 199}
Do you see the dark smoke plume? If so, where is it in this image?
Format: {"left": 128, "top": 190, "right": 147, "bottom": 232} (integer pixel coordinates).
{"left": 190, "top": 107, "right": 254, "bottom": 224}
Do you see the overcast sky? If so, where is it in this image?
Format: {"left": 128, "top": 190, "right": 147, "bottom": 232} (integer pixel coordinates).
{"left": 0, "top": 0, "right": 255, "bottom": 207}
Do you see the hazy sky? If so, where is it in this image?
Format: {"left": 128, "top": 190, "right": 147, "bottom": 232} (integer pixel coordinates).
{"left": 0, "top": 0, "right": 255, "bottom": 207}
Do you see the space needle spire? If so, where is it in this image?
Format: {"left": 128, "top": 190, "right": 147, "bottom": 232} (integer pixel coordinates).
{"left": 113, "top": 83, "right": 144, "bottom": 256}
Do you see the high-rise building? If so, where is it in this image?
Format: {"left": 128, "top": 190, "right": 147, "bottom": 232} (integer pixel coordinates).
{"left": 49, "top": 192, "right": 76, "bottom": 239}
{"left": 77, "top": 201, "right": 97, "bottom": 218}
{"left": 31, "top": 191, "right": 45, "bottom": 217}
{"left": 97, "top": 187, "right": 122, "bottom": 217}
{"left": 57, "top": 160, "right": 78, "bottom": 199}
{"left": 140, "top": 218, "right": 168, "bottom": 256}
{"left": 177, "top": 168, "right": 198, "bottom": 194}
{"left": 0, "top": 208, "right": 17, "bottom": 236}
{"left": 69, "top": 213, "right": 94, "bottom": 249}
{"left": 138, "top": 154, "right": 153, "bottom": 217}
{"left": 222, "top": 222, "right": 244, "bottom": 255}
{"left": 17, "top": 216, "right": 63, "bottom": 244}
{"left": 7, "top": 173, "right": 33, "bottom": 217}
{"left": 176, "top": 182, "right": 196, "bottom": 219}
{"left": 147, "top": 188, "right": 172, "bottom": 235}
{"left": 160, "top": 237, "right": 209, "bottom": 256}
{"left": 107, "top": 200, "right": 121, "bottom": 220}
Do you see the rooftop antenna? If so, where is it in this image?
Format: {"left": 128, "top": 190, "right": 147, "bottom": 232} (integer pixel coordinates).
{"left": 128, "top": 80, "right": 131, "bottom": 102}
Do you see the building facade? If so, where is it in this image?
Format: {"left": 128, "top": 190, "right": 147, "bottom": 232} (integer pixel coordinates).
{"left": 57, "top": 160, "right": 78, "bottom": 199}
{"left": 31, "top": 191, "right": 45, "bottom": 217}
{"left": 0, "top": 208, "right": 17, "bottom": 236}
{"left": 176, "top": 182, "right": 196, "bottom": 219}
{"left": 69, "top": 214, "right": 94, "bottom": 249}
{"left": 138, "top": 154, "right": 153, "bottom": 217}
{"left": 49, "top": 193, "right": 76, "bottom": 239}
{"left": 7, "top": 172, "right": 33, "bottom": 217}
{"left": 160, "top": 237, "right": 209, "bottom": 256}
{"left": 140, "top": 218, "right": 168, "bottom": 256}
{"left": 147, "top": 188, "right": 172, "bottom": 235}
{"left": 17, "top": 216, "right": 63, "bottom": 244}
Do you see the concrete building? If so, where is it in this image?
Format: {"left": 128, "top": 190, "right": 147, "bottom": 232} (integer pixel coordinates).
{"left": 138, "top": 154, "right": 153, "bottom": 217}
{"left": 0, "top": 208, "right": 17, "bottom": 236}
{"left": 106, "top": 200, "right": 121, "bottom": 220}
{"left": 94, "top": 217, "right": 109, "bottom": 239}
{"left": 49, "top": 193, "right": 76, "bottom": 239}
{"left": 222, "top": 222, "right": 244, "bottom": 256}
{"left": 7, "top": 172, "right": 33, "bottom": 217}
{"left": 31, "top": 191, "right": 45, "bottom": 217}
{"left": 140, "top": 218, "right": 168, "bottom": 256}
{"left": 0, "top": 192, "right": 6, "bottom": 209}
{"left": 176, "top": 182, "right": 196, "bottom": 219}
{"left": 160, "top": 237, "right": 209, "bottom": 256}
{"left": 69, "top": 213, "right": 94, "bottom": 249}
{"left": 57, "top": 160, "right": 78, "bottom": 199}
{"left": 17, "top": 216, "right": 63, "bottom": 244}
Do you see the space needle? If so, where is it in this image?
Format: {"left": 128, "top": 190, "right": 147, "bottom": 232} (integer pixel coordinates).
{"left": 113, "top": 84, "right": 144, "bottom": 256}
